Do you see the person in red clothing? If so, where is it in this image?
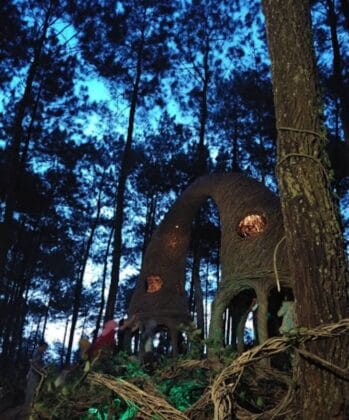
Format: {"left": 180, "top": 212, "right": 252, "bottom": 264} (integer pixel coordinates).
{"left": 88, "top": 320, "right": 118, "bottom": 359}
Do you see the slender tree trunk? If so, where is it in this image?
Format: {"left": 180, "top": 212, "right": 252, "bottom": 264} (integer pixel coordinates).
{"left": 20, "top": 81, "right": 43, "bottom": 170}
{"left": 94, "top": 226, "right": 114, "bottom": 343}
{"left": 65, "top": 172, "right": 106, "bottom": 364}
{"left": 1, "top": 252, "right": 29, "bottom": 361}
{"left": 326, "top": 0, "right": 349, "bottom": 143}
{"left": 32, "top": 315, "right": 43, "bottom": 355}
{"left": 340, "top": 0, "right": 349, "bottom": 32}
{"left": 187, "top": 38, "right": 210, "bottom": 339}
{"left": 192, "top": 244, "right": 204, "bottom": 338}
{"left": 61, "top": 316, "right": 69, "bottom": 368}
{"left": 41, "top": 295, "right": 51, "bottom": 342}
{"left": 236, "top": 312, "right": 248, "bottom": 354}
{"left": 226, "top": 309, "right": 231, "bottom": 345}
{"left": 0, "top": 224, "right": 26, "bottom": 338}
{"left": 262, "top": 1, "right": 348, "bottom": 417}
{"left": 13, "top": 259, "right": 37, "bottom": 361}
{"left": 7, "top": 225, "right": 40, "bottom": 361}
{"left": 189, "top": 40, "right": 211, "bottom": 334}
{"left": 196, "top": 39, "right": 210, "bottom": 176}
{"left": 0, "top": 5, "right": 52, "bottom": 283}
{"left": 141, "top": 194, "right": 157, "bottom": 264}
{"left": 16, "top": 284, "right": 31, "bottom": 363}
{"left": 188, "top": 256, "right": 195, "bottom": 316}
{"left": 258, "top": 134, "right": 267, "bottom": 185}
{"left": 232, "top": 119, "right": 240, "bottom": 172}
{"left": 204, "top": 260, "right": 209, "bottom": 339}
{"left": 104, "top": 35, "right": 144, "bottom": 323}
{"left": 215, "top": 248, "right": 220, "bottom": 288}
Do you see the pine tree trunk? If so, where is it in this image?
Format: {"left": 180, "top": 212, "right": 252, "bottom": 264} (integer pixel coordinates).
{"left": 104, "top": 35, "right": 144, "bottom": 323}
{"left": 204, "top": 260, "right": 209, "bottom": 338}
{"left": 0, "top": 6, "right": 51, "bottom": 283}
{"left": 94, "top": 226, "right": 114, "bottom": 342}
{"left": 141, "top": 194, "right": 157, "bottom": 265}
{"left": 196, "top": 39, "right": 210, "bottom": 176}
{"left": 232, "top": 120, "right": 240, "bottom": 172}
{"left": 262, "top": 1, "right": 348, "bottom": 417}
{"left": 326, "top": 0, "right": 349, "bottom": 143}
{"left": 66, "top": 172, "right": 105, "bottom": 364}
{"left": 16, "top": 284, "right": 31, "bottom": 363}
{"left": 61, "top": 316, "right": 69, "bottom": 368}
{"left": 340, "top": 0, "right": 349, "bottom": 32}
{"left": 32, "top": 315, "right": 42, "bottom": 355}
{"left": 41, "top": 296, "right": 51, "bottom": 342}
{"left": 192, "top": 245, "right": 204, "bottom": 338}
{"left": 1, "top": 252, "right": 29, "bottom": 361}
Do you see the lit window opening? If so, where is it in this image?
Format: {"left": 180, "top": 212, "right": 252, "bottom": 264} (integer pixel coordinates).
{"left": 237, "top": 213, "right": 267, "bottom": 238}
{"left": 146, "top": 275, "right": 163, "bottom": 293}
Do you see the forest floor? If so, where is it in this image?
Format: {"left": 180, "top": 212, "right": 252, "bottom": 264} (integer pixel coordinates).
{"left": 1, "top": 349, "right": 293, "bottom": 419}
{"left": 2, "top": 318, "right": 348, "bottom": 419}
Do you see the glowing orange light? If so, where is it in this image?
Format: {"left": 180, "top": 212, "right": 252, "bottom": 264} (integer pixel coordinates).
{"left": 146, "top": 275, "right": 163, "bottom": 293}
{"left": 238, "top": 214, "right": 267, "bottom": 238}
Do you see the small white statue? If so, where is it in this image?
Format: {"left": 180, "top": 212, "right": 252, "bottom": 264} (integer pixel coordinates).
{"left": 277, "top": 298, "right": 296, "bottom": 334}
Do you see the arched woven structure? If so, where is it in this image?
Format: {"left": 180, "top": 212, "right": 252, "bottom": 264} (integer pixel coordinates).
{"left": 128, "top": 173, "right": 291, "bottom": 353}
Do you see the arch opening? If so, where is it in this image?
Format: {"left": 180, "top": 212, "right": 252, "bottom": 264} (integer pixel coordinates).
{"left": 223, "top": 288, "right": 257, "bottom": 353}
{"left": 268, "top": 286, "right": 294, "bottom": 369}
{"left": 185, "top": 198, "right": 221, "bottom": 345}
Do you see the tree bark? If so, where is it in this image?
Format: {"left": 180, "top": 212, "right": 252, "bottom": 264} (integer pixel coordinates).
{"left": 191, "top": 244, "right": 205, "bottom": 339}
{"left": 0, "top": 4, "right": 52, "bottom": 284}
{"left": 196, "top": 38, "right": 210, "bottom": 176}
{"left": 65, "top": 171, "right": 105, "bottom": 364}
{"left": 61, "top": 316, "right": 69, "bottom": 368}
{"left": 141, "top": 194, "right": 157, "bottom": 265}
{"left": 231, "top": 120, "right": 240, "bottom": 172}
{"left": 94, "top": 226, "right": 114, "bottom": 342}
{"left": 340, "top": 0, "right": 349, "bottom": 32}
{"left": 104, "top": 33, "right": 144, "bottom": 323}
{"left": 325, "top": 0, "right": 349, "bottom": 143}
{"left": 262, "top": 1, "right": 348, "bottom": 417}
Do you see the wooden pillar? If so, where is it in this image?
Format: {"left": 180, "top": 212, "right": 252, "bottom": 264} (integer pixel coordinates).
{"left": 170, "top": 327, "right": 178, "bottom": 357}
{"left": 256, "top": 288, "right": 268, "bottom": 344}
{"left": 236, "top": 312, "right": 248, "bottom": 354}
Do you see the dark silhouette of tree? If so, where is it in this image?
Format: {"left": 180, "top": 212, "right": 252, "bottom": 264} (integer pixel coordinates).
{"left": 0, "top": 2, "right": 53, "bottom": 283}
{"left": 212, "top": 68, "right": 277, "bottom": 185}
{"left": 0, "top": 1, "right": 28, "bottom": 86}
{"left": 65, "top": 169, "right": 107, "bottom": 365}
{"left": 0, "top": 0, "right": 78, "bottom": 286}
{"left": 71, "top": 0, "right": 176, "bottom": 322}
{"left": 340, "top": 0, "right": 349, "bottom": 34}
{"left": 324, "top": 0, "right": 349, "bottom": 143}
{"left": 173, "top": 0, "right": 236, "bottom": 177}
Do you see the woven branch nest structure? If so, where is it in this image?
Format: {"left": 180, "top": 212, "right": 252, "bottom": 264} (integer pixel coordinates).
{"left": 87, "top": 319, "right": 349, "bottom": 420}
{"left": 127, "top": 173, "right": 291, "bottom": 352}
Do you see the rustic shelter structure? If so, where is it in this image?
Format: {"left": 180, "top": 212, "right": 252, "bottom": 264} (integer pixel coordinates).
{"left": 127, "top": 173, "right": 292, "bottom": 354}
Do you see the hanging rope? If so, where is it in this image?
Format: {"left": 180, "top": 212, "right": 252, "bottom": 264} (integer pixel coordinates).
{"left": 272, "top": 236, "right": 286, "bottom": 292}
{"left": 275, "top": 126, "right": 330, "bottom": 184}
{"left": 277, "top": 126, "right": 327, "bottom": 140}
